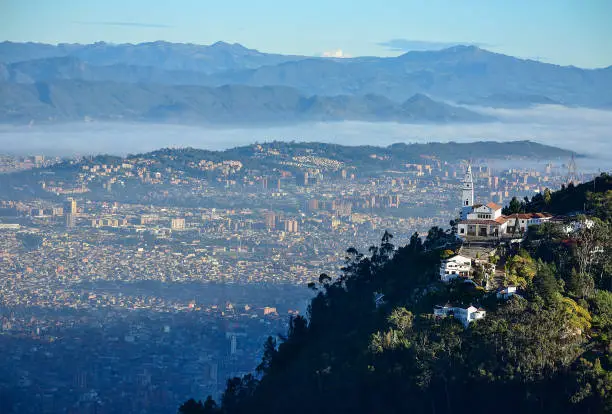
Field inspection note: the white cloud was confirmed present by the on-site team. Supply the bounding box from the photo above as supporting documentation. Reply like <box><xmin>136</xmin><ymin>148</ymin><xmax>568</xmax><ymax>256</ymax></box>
<box><xmin>321</xmin><ymin>49</ymin><xmax>350</xmax><ymax>58</ymax></box>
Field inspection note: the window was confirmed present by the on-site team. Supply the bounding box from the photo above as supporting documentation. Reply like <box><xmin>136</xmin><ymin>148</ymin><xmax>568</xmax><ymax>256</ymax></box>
<box><xmin>460</xmin><ymin>228</ymin><xmax>465</xmax><ymax>233</ymax></box>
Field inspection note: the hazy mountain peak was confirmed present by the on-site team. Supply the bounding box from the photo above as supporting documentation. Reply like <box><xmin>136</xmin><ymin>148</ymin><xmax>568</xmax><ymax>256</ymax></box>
<box><xmin>444</xmin><ymin>44</ymin><xmax>482</xmax><ymax>53</ymax></box>
<box><xmin>405</xmin><ymin>92</ymin><xmax>433</xmax><ymax>102</ymax></box>
<box><xmin>209</xmin><ymin>41</ymin><xmax>249</xmax><ymax>52</ymax></box>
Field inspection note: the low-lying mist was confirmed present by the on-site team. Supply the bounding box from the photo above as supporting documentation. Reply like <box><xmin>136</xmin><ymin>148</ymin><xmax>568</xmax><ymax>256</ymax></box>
<box><xmin>1</xmin><ymin>104</ymin><xmax>611</xmax><ymax>171</ymax></box>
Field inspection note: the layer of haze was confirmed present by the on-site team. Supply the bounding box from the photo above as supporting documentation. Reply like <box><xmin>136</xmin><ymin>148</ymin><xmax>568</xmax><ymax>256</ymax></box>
<box><xmin>1</xmin><ymin>105</ymin><xmax>611</xmax><ymax>172</ymax></box>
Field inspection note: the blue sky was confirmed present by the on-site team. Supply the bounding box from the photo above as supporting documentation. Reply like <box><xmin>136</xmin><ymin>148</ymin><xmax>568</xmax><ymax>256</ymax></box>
<box><xmin>1</xmin><ymin>0</ymin><xmax>611</xmax><ymax>67</ymax></box>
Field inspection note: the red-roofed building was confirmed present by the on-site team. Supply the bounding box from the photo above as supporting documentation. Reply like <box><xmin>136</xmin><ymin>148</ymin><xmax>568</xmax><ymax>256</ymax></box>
<box><xmin>455</xmin><ymin>164</ymin><xmax>553</xmax><ymax>239</ymax></box>
<box><xmin>505</xmin><ymin>212</ymin><xmax>553</xmax><ymax>233</ymax></box>
<box><xmin>458</xmin><ymin>202</ymin><xmax>507</xmax><ymax>237</ymax></box>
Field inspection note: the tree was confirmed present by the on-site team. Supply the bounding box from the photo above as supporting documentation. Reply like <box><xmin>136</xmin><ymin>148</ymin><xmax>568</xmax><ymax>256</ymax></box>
<box><xmin>202</xmin><ymin>396</ymin><xmax>218</xmax><ymax>413</ymax></box>
<box><xmin>505</xmin><ymin>249</ymin><xmax>537</xmax><ymax>288</ymax></box>
<box><xmin>569</xmin><ymin>358</ymin><xmax>612</xmax><ymax>412</ymax></box>
<box><xmin>587</xmin><ymin>190</ymin><xmax>612</xmax><ymax>222</ymax></box>
<box><xmin>568</xmin><ymin>268</ymin><xmax>595</xmax><ymax>299</ymax></box>
<box><xmin>180</xmin><ymin>225</ymin><xmax>610</xmax><ymax>414</ymax></box>
<box><xmin>220</xmin><ymin>374</ymin><xmax>258</xmax><ymax>413</ymax></box>
<box><xmin>318</xmin><ymin>273</ymin><xmax>332</xmax><ymax>285</ymax></box>
<box><xmin>544</xmin><ymin>188</ymin><xmax>552</xmax><ymax>205</ymax></box>
<box><xmin>256</xmin><ymin>336</ymin><xmax>277</xmax><ymax>375</ymax></box>
<box><xmin>533</xmin><ymin>261</ymin><xmax>560</xmax><ymax>304</ymax></box>
<box><xmin>179</xmin><ymin>399</ymin><xmax>205</xmax><ymax>414</ymax></box>
<box><xmin>503</xmin><ymin>196</ymin><xmax>525</xmax><ymax>215</ymax></box>
<box><xmin>407</xmin><ymin>232</ymin><xmax>424</xmax><ymax>253</ymax></box>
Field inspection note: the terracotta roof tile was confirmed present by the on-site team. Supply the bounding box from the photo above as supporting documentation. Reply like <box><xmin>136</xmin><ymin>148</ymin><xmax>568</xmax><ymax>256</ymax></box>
<box><xmin>459</xmin><ymin>219</ymin><xmax>505</xmax><ymax>225</ymax></box>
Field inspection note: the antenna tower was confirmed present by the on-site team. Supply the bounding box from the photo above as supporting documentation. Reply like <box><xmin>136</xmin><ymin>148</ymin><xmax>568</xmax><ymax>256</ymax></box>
<box><xmin>566</xmin><ymin>153</ymin><xmax>579</xmax><ymax>184</ymax></box>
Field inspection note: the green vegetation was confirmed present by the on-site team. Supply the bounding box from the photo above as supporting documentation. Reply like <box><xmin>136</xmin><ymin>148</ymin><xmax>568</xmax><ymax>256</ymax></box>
<box><xmin>503</xmin><ymin>173</ymin><xmax>612</xmax><ymax>218</ymax></box>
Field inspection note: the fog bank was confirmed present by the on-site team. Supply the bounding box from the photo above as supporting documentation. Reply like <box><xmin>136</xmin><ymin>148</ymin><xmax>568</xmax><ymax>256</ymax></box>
<box><xmin>1</xmin><ymin>105</ymin><xmax>610</xmax><ymax>171</ymax></box>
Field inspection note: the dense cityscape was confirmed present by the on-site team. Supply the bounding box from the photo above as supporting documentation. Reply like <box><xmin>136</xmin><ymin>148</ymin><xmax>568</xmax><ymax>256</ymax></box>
<box><xmin>0</xmin><ymin>141</ymin><xmax>594</xmax><ymax>413</ymax></box>
<box><xmin>1</xmin><ymin>1</ymin><xmax>611</xmax><ymax>412</ymax></box>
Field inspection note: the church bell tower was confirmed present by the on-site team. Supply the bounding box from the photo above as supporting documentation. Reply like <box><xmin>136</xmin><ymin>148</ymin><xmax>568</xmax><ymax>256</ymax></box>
<box><xmin>460</xmin><ymin>164</ymin><xmax>474</xmax><ymax>219</ymax></box>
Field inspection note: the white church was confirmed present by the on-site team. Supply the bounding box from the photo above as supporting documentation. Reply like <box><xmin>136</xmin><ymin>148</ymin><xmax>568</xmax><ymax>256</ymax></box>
<box><xmin>457</xmin><ymin>164</ymin><xmax>553</xmax><ymax>238</ymax></box>
<box><xmin>457</xmin><ymin>165</ymin><xmax>508</xmax><ymax>238</ymax></box>
<box><xmin>456</xmin><ymin>164</ymin><xmax>552</xmax><ymax>239</ymax></box>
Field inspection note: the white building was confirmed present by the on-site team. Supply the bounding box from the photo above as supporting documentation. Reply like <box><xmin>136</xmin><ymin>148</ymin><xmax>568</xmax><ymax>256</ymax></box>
<box><xmin>434</xmin><ymin>304</ymin><xmax>486</xmax><ymax>327</ymax></box>
<box><xmin>496</xmin><ymin>286</ymin><xmax>518</xmax><ymax>299</ymax></box>
<box><xmin>457</xmin><ymin>202</ymin><xmax>508</xmax><ymax>238</ymax></box>
<box><xmin>506</xmin><ymin>213</ymin><xmax>553</xmax><ymax>234</ymax></box>
<box><xmin>455</xmin><ymin>165</ymin><xmax>554</xmax><ymax>239</ymax></box>
<box><xmin>439</xmin><ymin>255</ymin><xmax>472</xmax><ymax>282</ymax></box>
<box><xmin>564</xmin><ymin>218</ymin><xmax>595</xmax><ymax>234</ymax></box>
<box><xmin>171</xmin><ymin>218</ymin><xmax>186</xmax><ymax>230</ymax></box>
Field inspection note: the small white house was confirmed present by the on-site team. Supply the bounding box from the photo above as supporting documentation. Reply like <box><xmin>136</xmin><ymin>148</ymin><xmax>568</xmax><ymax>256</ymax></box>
<box><xmin>496</xmin><ymin>286</ymin><xmax>518</xmax><ymax>300</ymax></box>
<box><xmin>564</xmin><ymin>218</ymin><xmax>595</xmax><ymax>234</ymax></box>
<box><xmin>434</xmin><ymin>304</ymin><xmax>486</xmax><ymax>327</ymax></box>
<box><xmin>440</xmin><ymin>255</ymin><xmax>472</xmax><ymax>282</ymax></box>
<box><xmin>506</xmin><ymin>213</ymin><xmax>553</xmax><ymax>233</ymax></box>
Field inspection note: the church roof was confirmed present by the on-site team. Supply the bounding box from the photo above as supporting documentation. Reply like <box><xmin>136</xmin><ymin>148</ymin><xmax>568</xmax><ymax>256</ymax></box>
<box><xmin>459</xmin><ymin>217</ymin><xmax>507</xmax><ymax>225</ymax></box>
<box><xmin>507</xmin><ymin>212</ymin><xmax>553</xmax><ymax>220</ymax></box>
<box><xmin>486</xmin><ymin>202</ymin><xmax>502</xmax><ymax>210</ymax></box>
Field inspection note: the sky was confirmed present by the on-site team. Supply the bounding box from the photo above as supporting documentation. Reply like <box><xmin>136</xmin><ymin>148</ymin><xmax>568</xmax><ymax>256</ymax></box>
<box><xmin>1</xmin><ymin>0</ymin><xmax>611</xmax><ymax>68</ymax></box>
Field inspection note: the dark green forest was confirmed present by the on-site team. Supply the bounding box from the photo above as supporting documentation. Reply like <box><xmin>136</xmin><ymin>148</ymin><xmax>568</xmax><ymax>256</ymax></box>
<box><xmin>180</xmin><ymin>174</ymin><xmax>612</xmax><ymax>414</ymax></box>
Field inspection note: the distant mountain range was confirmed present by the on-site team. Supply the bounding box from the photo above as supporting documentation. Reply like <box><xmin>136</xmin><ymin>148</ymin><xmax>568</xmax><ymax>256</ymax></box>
<box><xmin>1</xmin><ymin>41</ymin><xmax>611</xmax><ymax>124</ymax></box>
<box><xmin>0</xmin><ymin>81</ymin><xmax>491</xmax><ymax>124</ymax></box>
<box><xmin>0</xmin><ymin>41</ymin><xmax>305</xmax><ymax>74</ymax></box>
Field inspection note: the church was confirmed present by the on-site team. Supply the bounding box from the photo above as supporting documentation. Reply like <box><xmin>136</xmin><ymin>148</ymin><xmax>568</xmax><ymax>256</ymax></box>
<box><xmin>456</xmin><ymin>164</ymin><xmax>509</xmax><ymax>238</ymax></box>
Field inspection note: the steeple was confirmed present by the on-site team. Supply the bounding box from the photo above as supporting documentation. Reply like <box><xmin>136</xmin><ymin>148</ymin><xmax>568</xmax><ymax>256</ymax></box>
<box><xmin>461</xmin><ymin>164</ymin><xmax>474</xmax><ymax>208</ymax></box>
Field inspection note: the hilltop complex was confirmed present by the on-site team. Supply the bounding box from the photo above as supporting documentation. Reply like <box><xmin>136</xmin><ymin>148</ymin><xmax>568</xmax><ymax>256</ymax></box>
<box><xmin>458</xmin><ymin>164</ymin><xmax>553</xmax><ymax>239</ymax></box>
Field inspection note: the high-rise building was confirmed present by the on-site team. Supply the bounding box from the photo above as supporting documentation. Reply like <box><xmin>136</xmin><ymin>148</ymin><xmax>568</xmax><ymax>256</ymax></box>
<box><xmin>284</xmin><ymin>219</ymin><xmax>299</xmax><ymax>233</ymax></box>
<box><xmin>65</xmin><ymin>213</ymin><xmax>76</xmax><ymax>228</ymax></box>
<box><xmin>171</xmin><ymin>218</ymin><xmax>185</xmax><ymax>230</ymax></box>
<box><xmin>230</xmin><ymin>334</ymin><xmax>237</xmax><ymax>355</ymax></box>
<box><xmin>265</xmin><ymin>212</ymin><xmax>276</xmax><ymax>230</ymax></box>
<box><xmin>297</xmin><ymin>171</ymin><xmax>309</xmax><ymax>186</ymax></box>
<box><xmin>389</xmin><ymin>194</ymin><xmax>400</xmax><ymax>208</ymax></box>
<box><xmin>307</xmin><ymin>199</ymin><xmax>319</xmax><ymax>211</ymax></box>
<box><xmin>64</xmin><ymin>198</ymin><xmax>77</xmax><ymax>215</ymax></box>
<box><xmin>63</xmin><ymin>198</ymin><xmax>77</xmax><ymax>228</ymax></box>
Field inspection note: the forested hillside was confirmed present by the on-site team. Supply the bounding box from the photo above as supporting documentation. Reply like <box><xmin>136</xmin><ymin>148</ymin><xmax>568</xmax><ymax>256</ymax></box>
<box><xmin>504</xmin><ymin>173</ymin><xmax>612</xmax><ymax>220</ymax></box>
<box><xmin>180</xmin><ymin>176</ymin><xmax>612</xmax><ymax>414</ymax></box>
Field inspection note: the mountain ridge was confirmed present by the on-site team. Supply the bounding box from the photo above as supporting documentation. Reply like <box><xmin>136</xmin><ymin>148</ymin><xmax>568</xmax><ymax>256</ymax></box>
<box><xmin>1</xmin><ymin>41</ymin><xmax>611</xmax><ymax>108</ymax></box>
<box><xmin>0</xmin><ymin>81</ymin><xmax>492</xmax><ymax>125</ymax></box>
